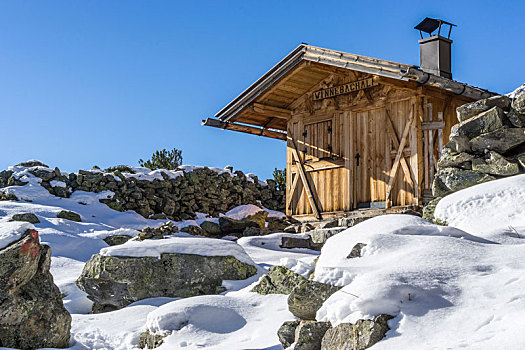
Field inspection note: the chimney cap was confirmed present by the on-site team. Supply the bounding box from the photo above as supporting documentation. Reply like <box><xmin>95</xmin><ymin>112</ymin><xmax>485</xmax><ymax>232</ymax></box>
<box><xmin>414</xmin><ymin>17</ymin><xmax>456</xmax><ymax>38</ymax></box>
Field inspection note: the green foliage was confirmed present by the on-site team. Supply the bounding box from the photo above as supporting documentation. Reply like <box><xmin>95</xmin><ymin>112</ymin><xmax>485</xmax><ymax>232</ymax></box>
<box><xmin>105</xmin><ymin>165</ymin><xmax>135</xmax><ymax>174</ymax></box>
<box><xmin>139</xmin><ymin>148</ymin><xmax>183</xmax><ymax>170</ymax></box>
<box><xmin>273</xmin><ymin>168</ymin><xmax>286</xmax><ymax>191</ymax></box>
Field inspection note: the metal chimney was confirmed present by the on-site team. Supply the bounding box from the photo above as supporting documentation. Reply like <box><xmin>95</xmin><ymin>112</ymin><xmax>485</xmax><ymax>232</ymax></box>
<box><xmin>414</xmin><ymin>17</ymin><xmax>456</xmax><ymax>79</ymax></box>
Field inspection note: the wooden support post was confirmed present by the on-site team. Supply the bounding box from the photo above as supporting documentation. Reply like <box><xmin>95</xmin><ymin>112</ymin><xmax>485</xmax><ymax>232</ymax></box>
<box><xmin>385</xmin><ymin>107</ymin><xmax>415</xmax><ymax>208</ymax></box>
<box><xmin>286</xmin><ymin>173</ymin><xmax>299</xmax><ymax>211</ymax></box>
<box><xmin>287</xmin><ymin>128</ymin><xmax>322</xmax><ymax>220</ymax></box>
<box><xmin>385</xmin><ymin>109</ymin><xmax>415</xmax><ymax>186</ymax></box>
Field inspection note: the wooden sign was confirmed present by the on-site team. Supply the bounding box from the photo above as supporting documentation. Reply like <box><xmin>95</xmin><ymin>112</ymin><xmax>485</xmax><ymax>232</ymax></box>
<box><xmin>312</xmin><ymin>77</ymin><xmax>378</xmax><ymax>101</ymax></box>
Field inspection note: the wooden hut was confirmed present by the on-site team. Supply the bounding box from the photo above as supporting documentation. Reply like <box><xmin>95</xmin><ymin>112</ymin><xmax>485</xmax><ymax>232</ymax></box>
<box><xmin>203</xmin><ymin>25</ymin><xmax>496</xmax><ymax>220</ymax></box>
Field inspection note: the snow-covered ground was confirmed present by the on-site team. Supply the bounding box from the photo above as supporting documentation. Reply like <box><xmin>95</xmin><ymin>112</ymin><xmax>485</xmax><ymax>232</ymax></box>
<box><xmin>1</xmin><ymin>164</ymin><xmax>525</xmax><ymax>349</ymax></box>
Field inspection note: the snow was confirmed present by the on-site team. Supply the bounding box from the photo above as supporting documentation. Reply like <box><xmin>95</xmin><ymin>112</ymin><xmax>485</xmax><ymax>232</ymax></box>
<box><xmin>0</xmin><ymin>221</ymin><xmax>34</xmax><ymax>249</ymax></box>
<box><xmin>507</xmin><ymin>83</ymin><xmax>525</xmax><ymax>98</ymax></box>
<box><xmin>4</xmin><ymin>162</ymin><xmax>525</xmax><ymax>349</ymax></box>
<box><xmin>50</xmin><ymin>180</ymin><xmax>67</xmax><ymax>188</ymax></box>
<box><xmin>223</xmin><ymin>204</ymin><xmax>286</xmax><ymax>220</ymax></box>
<box><xmin>144</xmin><ymin>292</ymin><xmax>293</xmax><ymax>350</ymax></box>
<box><xmin>100</xmin><ymin>236</ymin><xmax>256</xmax><ymax>266</ymax></box>
<box><xmin>434</xmin><ymin>174</ymin><xmax>525</xmax><ymax>242</ymax></box>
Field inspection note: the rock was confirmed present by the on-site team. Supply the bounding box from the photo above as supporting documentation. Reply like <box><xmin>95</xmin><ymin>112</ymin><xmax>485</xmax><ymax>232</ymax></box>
<box><xmin>245</xmin><ymin>210</ymin><xmax>269</xmax><ymax>228</ymax></box>
<box><xmin>267</xmin><ymin>217</ymin><xmax>289</xmax><ymax>231</ymax></box>
<box><xmin>288</xmin><ymin>280</ymin><xmax>341</xmax><ymax>320</ymax></box>
<box><xmin>422</xmin><ymin>197</ymin><xmax>443</xmax><ymax>224</ymax></box>
<box><xmin>138</xmin><ymin>330</ymin><xmax>169</xmax><ymax>349</ymax></box>
<box><xmin>16</xmin><ymin>160</ymin><xmax>49</xmax><ymax>168</ymax></box>
<box><xmin>469</xmin><ymin>128</ymin><xmax>525</xmax><ymax>154</ymax></box>
<box><xmin>103</xmin><ymin>235</ymin><xmax>133</xmax><ymax>246</ymax></box>
<box><xmin>347</xmin><ymin>243</ymin><xmax>367</xmax><ymax>258</ymax></box>
<box><xmin>0</xmin><ymin>192</ymin><xmax>18</xmax><ymax>201</ymax></box>
<box><xmin>437</xmin><ymin>152</ymin><xmax>475</xmax><ymax>170</ymax></box>
<box><xmin>512</xmin><ymin>88</ymin><xmax>525</xmax><ymax>114</ymax></box>
<box><xmin>507</xmin><ymin>109</ymin><xmax>525</xmax><ymax>128</ymax></box>
<box><xmin>11</xmin><ymin>212</ymin><xmax>40</xmax><ymax>224</ymax></box>
<box><xmin>180</xmin><ymin>225</ymin><xmax>206</xmax><ymax>236</ymax></box>
<box><xmin>295</xmin><ymin>321</ymin><xmax>332</xmax><ymax>350</ymax></box>
<box><xmin>252</xmin><ymin>265</ymin><xmax>308</xmax><ymax>295</ymax></box>
<box><xmin>432</xmin><ymin>167</ymin><xmax>495</xmax><ymax>197</ymax></box>
<box><xmin>471</xmin><ymin>151</ymin><xmax>519</xmax><ymax>176</ymax></box>
<box><xmin>317</xmin><ymin>219</ymin><xmax>341</xmax><ymax>229</ymax></box>
<box><xmin>77</xmin><ymin>253</ymin><xmax>257</xmax><ymax>311</ymax></box>
<box><xmin>320</xmin><ymin>314</ymin><xmax>394</xmax><ymax>350</ymax></box>
<box><xmin>137</xmin><ymin>222</ymin><xmax>179</xmax><ymax>241</ymax></box>
<box><xmin>307</xmin><ymin>227</ymin><xmax>347</xmax><ymax>245</ymax></box>
<box><xmin>444</xmin><ymin>135</ymin><xmax>471</xmax><ymax>153</ymax></box>
<box><xmin>200</xmin><ymin>220</ymin><xmax>221</xmax><ymax>236</ymax></box>
<box><xmin>57</xmin><ymin>210</ymin><xmax>82</xmax><ymax>222</ymax></box>
<box><xmin>278</xmin><ymin>320</ymin><xmax>301</xmax><ymax>348</ymax></box>
<box><xmin>281</xmin><ymin>236</ymin><xmax>322</xmax><ymax>251</ymax></box>
<box><xmin>0</xmin><ymin>229</ymin><xmax>71</xmax><ymax>349</ymax></box>
<box><xmin>456</xmin><ymin>95</ymin><xmax>511</xmax><ymax>122</ymax></box>
<box><xmin>450</xmin><ymin>106</ymin><xmax>506</xmax><ymax>139</ymax></box>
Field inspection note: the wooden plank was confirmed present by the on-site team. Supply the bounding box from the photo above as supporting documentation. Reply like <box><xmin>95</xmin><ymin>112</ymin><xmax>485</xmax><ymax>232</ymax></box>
<box><xmin>385</xmin><ymin>110</ymin><xmax>415</xmax><ymax>186</ymax></box>
<box><xmin>286</xmin><ymin>173</ymin><xmax>299</xmax><ymax>211</ymax></box>
<box><xmin>385</xmin><ymin>106</ymin><xmax>415</xmax><ymax>207</ymax></box>
<box><xmin>437</xmin><ymin>111</ymin><xmax>444</xmax><ymax>158</ymax></box>
<box><xmin>421</xmin><ymin>121</ymin><xmax>445</xmax><ymax>130</ymax></box>
<box><xmin>287</xmin><ymin>128</ymin><xmax>322</xmax><ymax>219</ymax></box>
<box><xmin>428</xmin><ymin>104</ymin><xmax>434</xmax><ymax>184</ymax></box>
<box><xmin>201</xmin><ymin>118</ymin><xmax>286</xmax><ymax>141</ymax></box>
<box><xmin>252</xmin><ymin>103</ymin><xmax>291</xmax><ymax>120</ymax></box>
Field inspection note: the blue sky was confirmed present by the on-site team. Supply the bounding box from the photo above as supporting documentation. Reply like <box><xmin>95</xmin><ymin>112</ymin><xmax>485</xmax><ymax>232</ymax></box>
<box><xmin>1</xmin><ymin>0</ymin><xmax>524</xmax><ymax>179</ymax></box>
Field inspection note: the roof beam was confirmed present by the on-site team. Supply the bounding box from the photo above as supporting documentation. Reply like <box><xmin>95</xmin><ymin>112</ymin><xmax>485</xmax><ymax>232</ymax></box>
<box><xmin>201</xmin><ymin>118</ymin><xmax>286</xmax><ymax>141</ymax></box>
<box><xmin>251</xmin><ymin>103</ymin><xmax>291</xmax><ymax>120</ymax></box>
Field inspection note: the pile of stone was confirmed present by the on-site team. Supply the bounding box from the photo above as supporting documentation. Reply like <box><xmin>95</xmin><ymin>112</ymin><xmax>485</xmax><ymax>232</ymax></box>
<box><xmin>433</xmin><ymin>90</ymin><xmax>525</xmax><ymax>198</ymax></box>
<box><xmin>0</xmin><ymin>229</ymin><xmax>71</xmax><ymax>349</ymax></box>
<box><xmin>0</xmin><ymin>162</ymin><xmax>285</xmax><ymax>221</ymax></box>
<box><xmin>252</xmin><ymin>266</ymin><xmax>392</xmax><ymax>350</ymax></box>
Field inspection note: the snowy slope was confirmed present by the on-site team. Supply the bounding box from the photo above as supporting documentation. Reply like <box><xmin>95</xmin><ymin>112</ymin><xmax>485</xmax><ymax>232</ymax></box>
<box><xmin>2</xmin><ymin>166</ymin><xmax>525</xmax><ymax>349</ymax></box>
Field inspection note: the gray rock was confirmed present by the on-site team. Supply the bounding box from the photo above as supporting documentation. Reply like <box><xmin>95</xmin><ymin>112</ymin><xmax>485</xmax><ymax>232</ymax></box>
<box><xmin>180</xmin><ymin>225</ymin><xmax>207</xmax><ymax>236</ymax></box>
<box><xmin>0</xmin><ymin>229</ymin><xmax>71</xmax><ymax>349</ymax></box>
<box><xmin>512</xmin><ymin>88</ymin><xmax>525</xmax><ymax>114</ymax></box>
<box><xmin>422</xmin><ymin>197</ymin><xmax>444</xmax><ymax>224</ymax></box>
<box><xmin>288</xmin><ymin>280</ymin><xmax>341</xmax><ymax>320</ymax></box>
<box><xmin>451</xmin><ymin>106</ymin><xmax>506</xmax><ymax>139</ymax></box>
<box><xmin>471</xmin><ymin>151</ymin><xmax>519</xmax><ymax>176</ymax></box>
<box><xmin>432</xmin><ymin>168</ymin><xmax>495</xmax><ymax>197</ymax></box>
<box><xmin>456</xmin><ymin>95</ymin><xmax>511</xmax><ymax>122</ymax></box>
<box><xmin>320</xmin><ymin>314</ymin><xmax>394</xmax><ymax>350</ymax></box>
<box><xmin>347</xmin><ymin>243</ymin><xmax>367</xmax><ymax>258</ymax></box>
<box><xmin>444</xmin><ymin>135</ymin><xmax>471</xmax><ymax>153</ymax></box>
<box><xmin>57</xmin><ymin>210</ymin><xmax>82</xmax><ymax>222</ymax></box>
<box><xmin>138</xmin><ymin>330</ymin><xmax>169</xmax><ymax>349</ymax></box>
<box><xmin>16</xmin><ymin>160</ymin><xmax>49</xmax><ymax>168</ymax></box>
<box><xmin>77</xmin><ymin>253</ymin><xmax>257</xmax><ymax>311</ymax></box>
<box><xmin>437</xmin><ymin>152</ymin><xmax>475</xmax><ymax>170</ymax></box>
<box><xmin>469</xmin><ymin>128</ymin><xmax>525</xmax><ymax>154</ymax></box>
<box><xmin>507</xmin><ymin>109</ymin><xmax>525</xmax><ymax>128</ymax></box>
<box><xmin>308</xmin><ymin>227</ymin><xmax>347</xmax><ymax>245</ymax></box>
<box><xmin>11</xmin><ymin>212</ymin><xmax>40</xmax><ymax>224</ymax></box>
<box><xmin>278</xmin><ymin>320</ymin><xmax>301</xmax><ymax>348</ymax></box>
<box><xmin>281</xmin><ymin>236</ymin><xmax>322</xmax><ymax>251</ymax></box>
<box><xmin>219</xmin><ymin>210</ymin><xmax>268</xmax><ymax>235</ymax></box>
<box><xmin>295</xmin><ymin>321</ymin><xmax>332</xmax><ymax>350</ymax></box>
<box><xmin>103</xmin><ymin>235</ymin><xmax>133</xmax><ymax>246</ymax></box>
<box><xmin>200</xmin><ymin>221</ymin><xmax>221</xmax><ymax>236</ymax></box>
<box><xmin>252</xmin><ymin>265</ymin><xmax>308</xmax><ymax>295</ymax></box>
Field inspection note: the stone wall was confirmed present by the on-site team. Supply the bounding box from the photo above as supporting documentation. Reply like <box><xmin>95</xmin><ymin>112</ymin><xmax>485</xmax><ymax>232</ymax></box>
<box><xmin>0</xmin><ymin>162</ymin><xmax>285</xmax><ymax>221</ymax></box>
<box><xmin>432</xmin><ymin>87</ymin><xmax>525</xmax><ymax>198</ymax></box>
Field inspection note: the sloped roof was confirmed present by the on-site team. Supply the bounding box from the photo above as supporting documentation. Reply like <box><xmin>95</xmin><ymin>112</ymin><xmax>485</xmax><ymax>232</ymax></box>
<box><xmin>214</xmin><ymin>44</ymin><xmax>496</xmax><ymax>127</ymax></box>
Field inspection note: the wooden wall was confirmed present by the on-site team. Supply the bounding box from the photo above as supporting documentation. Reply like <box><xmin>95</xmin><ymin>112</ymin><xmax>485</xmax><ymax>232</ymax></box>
<box><xmin>285</xmin><ymin>72</ymin><xmax>473</xmax><ymax>218</ymax></box>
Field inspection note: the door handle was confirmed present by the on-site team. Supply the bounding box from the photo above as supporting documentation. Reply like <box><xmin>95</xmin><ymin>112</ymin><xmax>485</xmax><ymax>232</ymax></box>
<box><xmin>355</xmin><ymin>153</ymin><xmax>360</xmax><ymax>167</ymax></box>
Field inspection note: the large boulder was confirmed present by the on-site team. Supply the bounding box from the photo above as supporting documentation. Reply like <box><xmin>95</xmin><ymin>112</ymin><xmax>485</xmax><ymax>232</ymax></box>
<box><xmin>432</xmin><ymin>167</ymin><xmax>495</xmax><ymax>197</ymax></box>
<box><xmin>469</xmin><ymin>128</ymin><xmax>525</xmax><ymax>154</ymax></box>
<box><xmin>278</xmin><ymin>320</ymin><xmax>301</xmax><ymax>348</ymax></box>
<box><xmin>288</xmin><ymin>280</ymin><xmax>341</xmax><ymax>321</ymax></box>
<box><xmin>436</xmin><ymin>152</ymin><xmax>475</xmax><ymax>170</ymax></box>
<box><xmin>77</xmin><ymin>238</ymin><xmax>257</xmax><ymax>312</ymax></box>
<box><xmin>512</xmin><ymin>88</ymin><xmax>525</xmax><ymax>114</ymax></box>
<box><xmin>218</xmin><ymin>210</ymin><xmax>268</xmax><ymax>236</ymax></box>
<box><xmin>0</xmin><ymin>229</ymin><xmax>71</xmax><ymax>349</ymax></box>
<box><xmin>11</xmin><ymin>212</ymin><xmax>40</xmax><ymax>224</ymax></box>
<box><xmin>450</xmin><ymin>106</ymin><xmax>506</xmax><ymax>139</ymax></box>
<box><xmin>252</xmin><ymin>265</ymin><xmax>308</xmax><ymax>295</ymax></box>
<box><xmin>57</xmin><ymin>210</ymin><xmax>82</xmax><ymax>222</ymax></box>
<box><xmin>295</xmin><ymin>321</ymin><xmax>332</xmax><ymax>350</ymax></box>
<box><xmin>471</xmin><ymin>151</ymin><xmax>519</xmax><ymax>176</ymax></box>
<box><xmin>320</xmin><ymin>314</ymin><xmax>394</xmax><ymax>350</ymax></box>
<box><xmin>456</xmin><ymin>95</ymin><xmax>511</xmax><ymax>122</ymax></box>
